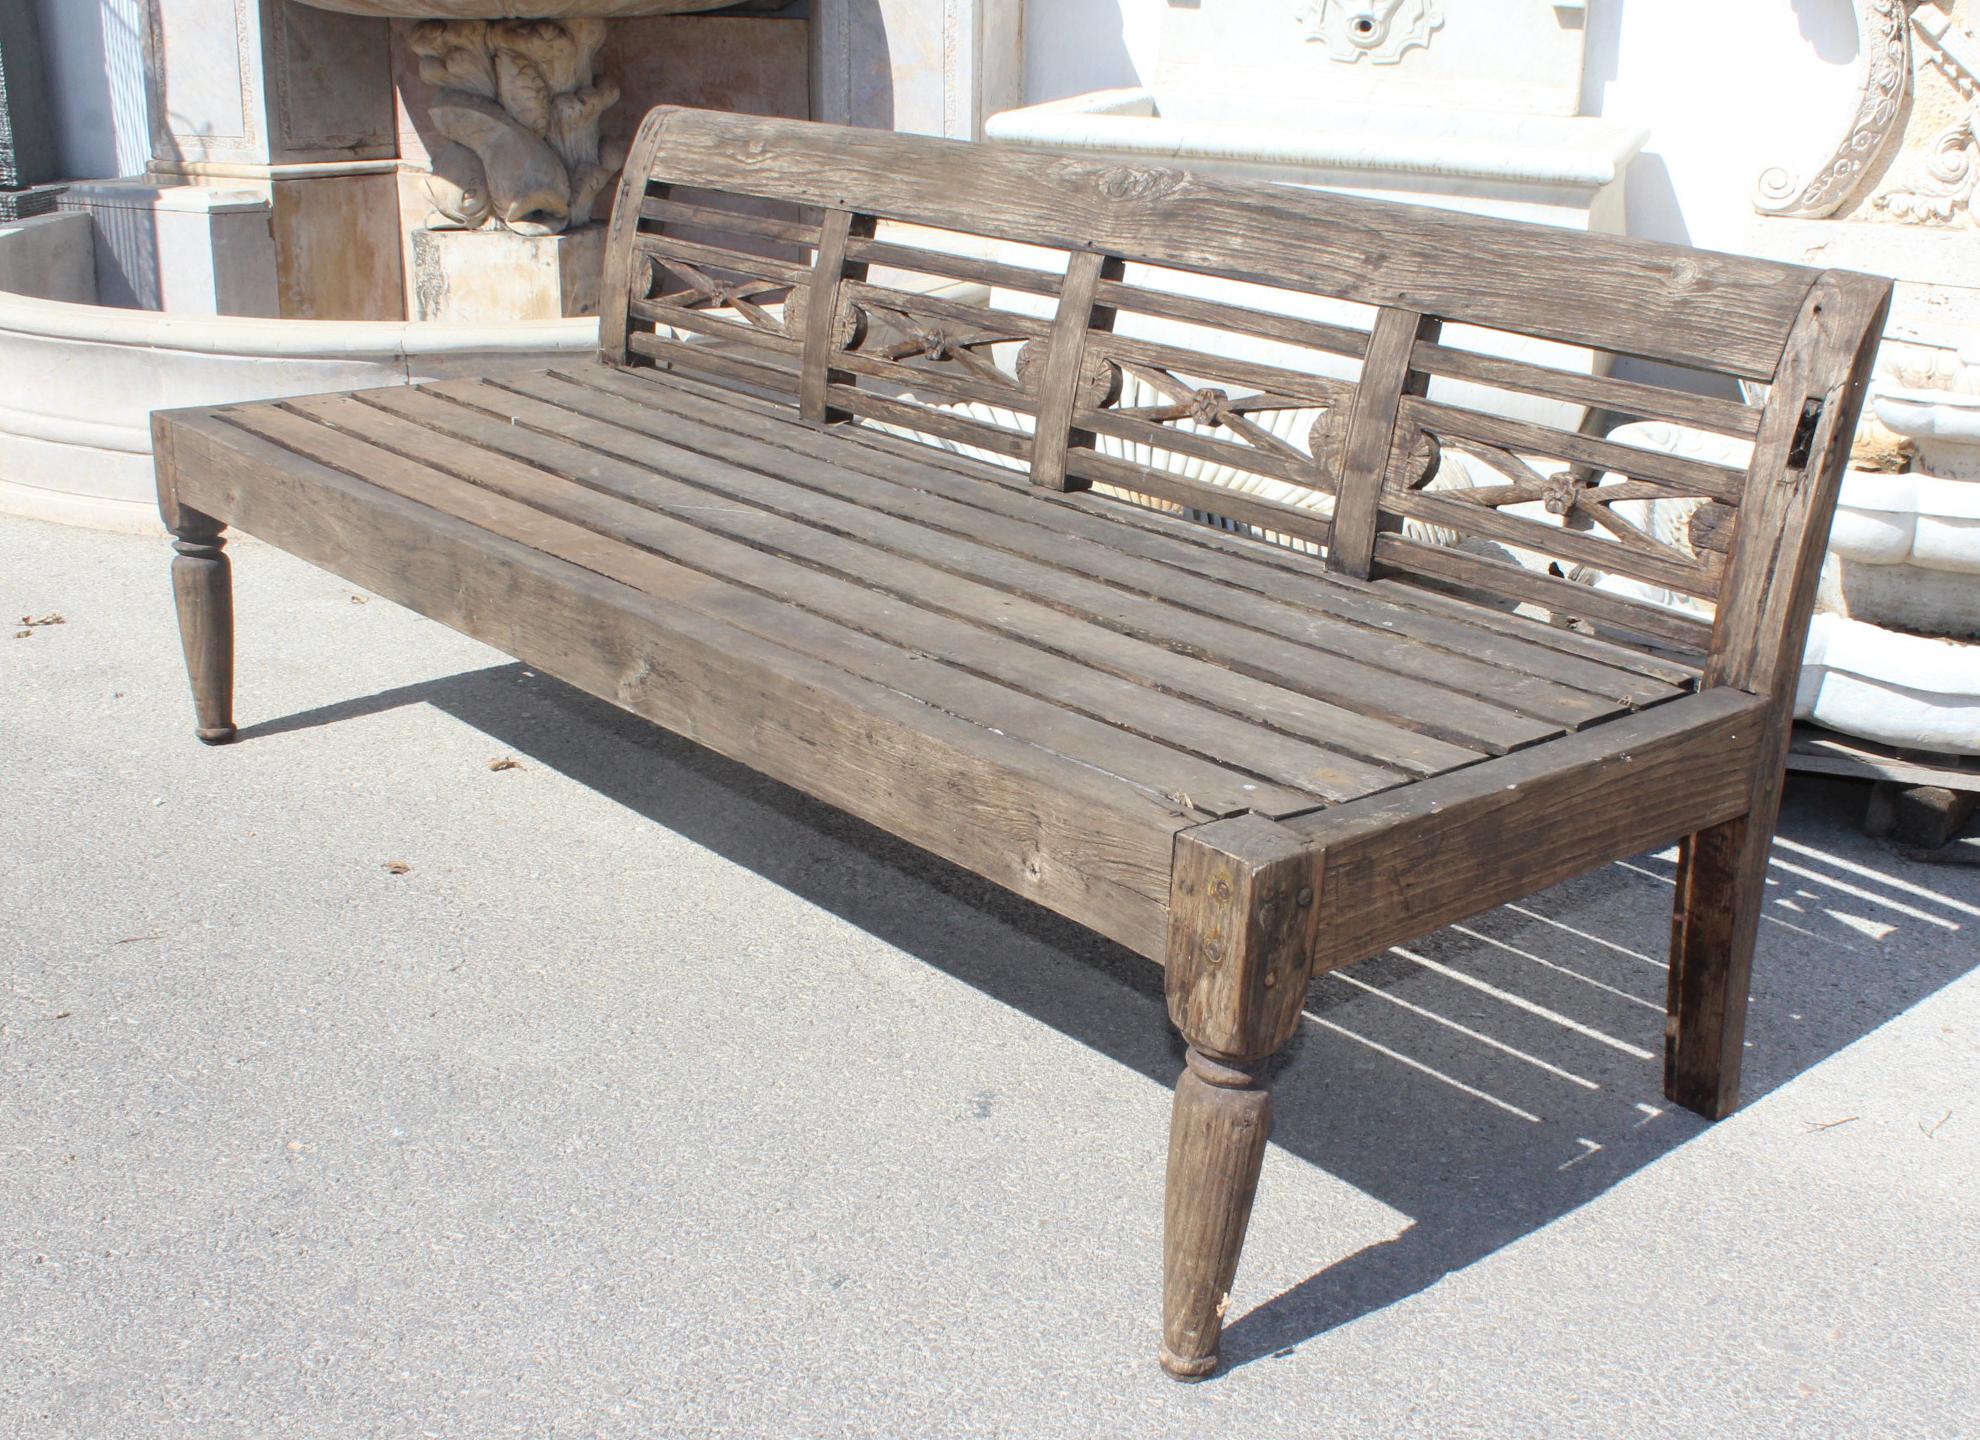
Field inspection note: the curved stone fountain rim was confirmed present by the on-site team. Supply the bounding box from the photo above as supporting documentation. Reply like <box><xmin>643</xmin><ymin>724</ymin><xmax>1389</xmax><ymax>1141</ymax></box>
<box><xmin>0</xmin><ymin>251</ymin><xmax>595</xmax><ymax>534</ymax></box>
<box><xmin>0</xmin><ymin>287</ymin><xmax>593</xmax><ymax>358</ymax></box>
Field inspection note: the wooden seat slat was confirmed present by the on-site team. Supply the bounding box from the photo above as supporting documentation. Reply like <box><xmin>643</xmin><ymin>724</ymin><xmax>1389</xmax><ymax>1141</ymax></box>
<box><xmin>492</xmin><ymin>371</ymin><xmax>1650</xmax><ymax>729</ymax></box>
<box><xmin>335</xmin><ymin>384</ymin><xmax>1484</xmax><ymax>781</ymax></box>
<box><xmin>573</xmin><ymin>366</ymin><xmax>1697</xmax><ymax>700</ymax></box>
<box><xmin>245</xmin><ymin>399</ymin><xmax>1364</xmax><ymax>819</ymax></box>
<box><xmin>165</xmin><ymin>411</ymin><xmax>1186</xmax><ymax>957</ymax></box>
<box><xmin>399</xmin><ymin>381</ymin><xmax>1567</xmax><ymax>753</ymax></box>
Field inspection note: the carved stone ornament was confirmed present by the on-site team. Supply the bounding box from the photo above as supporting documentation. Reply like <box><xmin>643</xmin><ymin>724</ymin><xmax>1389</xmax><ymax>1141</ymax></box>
<box><xmin>1294</xmin><ymin>0</ymin><xmax>1443</xmax><ymax>66</ymax></box>
<box><xmin>410</xmin><ymin>17</ymin><xmax>627</xmax><ymax>235</ymax></box>
<box><xmin>1869</xmin><ymin>5</ymin><xmax>1980</xmax><ymax>224</ymax></box>
<box><xmin>1754</xmin><ymin>0</ymin><xmax>1913</xmax><ymax>217</ymax></box>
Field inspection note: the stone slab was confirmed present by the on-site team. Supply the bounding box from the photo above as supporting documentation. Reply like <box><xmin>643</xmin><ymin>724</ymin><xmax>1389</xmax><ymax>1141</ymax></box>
<box><xmin>411</xmin><ymin>222</ymin><xmax>606</xmax><ymax>323</ymax></box>
<box><xmin>147</xmin><ymin>0</ymin><xmax>395</xmax><ymax>167</ymax></box>
<box><xmin>272</xmin><ymin>170</ymin><xmax>405</xmax><ymax>322</ymax></box>
<box><xmin>57</xmin><ymin>178</ymin><xmax>280</xmax><ymax>316</ymax></box>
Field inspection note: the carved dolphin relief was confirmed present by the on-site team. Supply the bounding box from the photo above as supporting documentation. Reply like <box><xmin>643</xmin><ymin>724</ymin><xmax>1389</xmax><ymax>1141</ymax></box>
<box><xmin>422</xmin><ymin>139</ymin><xmax>494</xmax><ymax>231</ymax></box>
<box><xmin>428</xmin><ymin>91</ymin><xmax>574</xmax><ymax>236</ymax></box>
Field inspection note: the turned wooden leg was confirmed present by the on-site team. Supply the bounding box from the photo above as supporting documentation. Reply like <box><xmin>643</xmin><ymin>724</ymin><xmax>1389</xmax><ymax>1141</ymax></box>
<box><xmin>1161</xmin><ymin>1048</ymin><xmax>1271</xmax><ymax>1379</ymax></box>
<box><xmin>1159</xmin><ymin>815</ymin><xmax>1319</xmax><ymax>1379</ymax></box>
<box><xmin>169</xmin><ymin>510</ymin><xmax>236</xmax><ymax>745</ymax></box>
<box><xmin>1665</xmin><ymin>811</ymin><xmax>1770</xmax><ymax>1118</ymax></box>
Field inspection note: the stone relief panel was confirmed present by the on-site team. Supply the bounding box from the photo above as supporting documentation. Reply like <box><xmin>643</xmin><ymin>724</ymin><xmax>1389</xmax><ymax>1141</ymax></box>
<box><xmin>1871</xmin><ymin>3</ymin><xmax>1980</xmax><ymax>224</ymax></box>
<box><xmin>1755</xmin><ymin>0</ymin><xmax>1980</xmax><ymax>228</ymax></box>
<box><xmin>1294</xmin><ymin>0</ymin><xmax>1444</xmax><ymax>66</ymax></box>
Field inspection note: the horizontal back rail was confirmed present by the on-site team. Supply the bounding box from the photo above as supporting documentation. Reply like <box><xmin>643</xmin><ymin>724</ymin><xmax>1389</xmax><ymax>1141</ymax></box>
<box><xmin>617</xmin><ymin>107</ymin><xmax>1816</xmax><ymax>378</ymax></box>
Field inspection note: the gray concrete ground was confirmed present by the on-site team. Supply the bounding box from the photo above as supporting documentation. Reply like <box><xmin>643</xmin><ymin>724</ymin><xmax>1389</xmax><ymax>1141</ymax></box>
<box><xmin>3</xmin><ymin>512</ymin><xmax>1977</xmax><ymax>1439</ymax></box>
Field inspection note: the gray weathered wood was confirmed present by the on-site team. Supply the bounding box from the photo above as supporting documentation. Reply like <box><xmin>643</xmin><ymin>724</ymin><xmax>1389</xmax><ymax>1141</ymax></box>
<box><xmin>1031</xmin><ymin>250</ymin><xmax>1119</xmax><ymax>490</ymax></box>
<box><xmin>1327</xmin><ymin>308</ymin><xmax>1437</xmax><ymax>577</ymax></box>
<box><xmin>799</xmin><ymin>208</ymin><xmax>867</xmax><ymax>423</ymax></box>
<box><xmin>630</xmin><ymin>106</ymin><xmax>1817</xmax><ymax>377</ymax></box>
<box><xmin>1666</xmin><ymin>271</ymin><xmax>1891</xmax><ymax>1118</ymax></box>
<box><xmin>150</xmin><ymin>108</ymin><xmax>1894</xmax><ymax>1384</ymax></box>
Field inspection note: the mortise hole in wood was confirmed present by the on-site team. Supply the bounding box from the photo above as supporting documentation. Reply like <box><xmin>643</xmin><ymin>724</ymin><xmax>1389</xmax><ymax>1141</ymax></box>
<box><xmin>1786</xmin><ymin>397</ymin><xmax>1825</xmax><ymax>471</ymax></box>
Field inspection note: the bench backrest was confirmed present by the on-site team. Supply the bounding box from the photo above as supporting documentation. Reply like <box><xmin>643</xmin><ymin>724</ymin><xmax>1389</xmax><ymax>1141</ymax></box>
<box><xmin>599</xmin><ymin>106</ymin><xmax>1890</xmax><ymax>702</ymax></box>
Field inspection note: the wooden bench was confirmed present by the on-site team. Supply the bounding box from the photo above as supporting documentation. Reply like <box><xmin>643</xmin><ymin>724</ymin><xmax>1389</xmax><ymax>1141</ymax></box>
<box><xmin>151</xmin><ymin>106</ymin><xmax>1890</xmax><ymax>1378</ymax></box>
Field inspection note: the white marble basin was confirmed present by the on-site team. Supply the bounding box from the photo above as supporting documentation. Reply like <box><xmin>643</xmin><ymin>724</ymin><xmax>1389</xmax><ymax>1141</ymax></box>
<box><xmin>290</xmin><ymin>1</ymin><xmax>737</xmax><ymax>17</ymax></box>
<box><xmin>987</xmin><ymin>89</ymin><xmax>1646</xmax><ymax>227</ymax></box>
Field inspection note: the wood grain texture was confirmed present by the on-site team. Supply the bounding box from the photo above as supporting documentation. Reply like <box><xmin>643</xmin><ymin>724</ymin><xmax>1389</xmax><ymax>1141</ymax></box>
<box><xmin>1167</xmin><ymin>813</ymin><xmax>1322</xmax><ymax>1062</ymax></box>
<box><xmin>166</xmin><ymin>509</ymin><xmax>236</xmax><ymax>746</ymax></box>
<box><xmin>1666</xmin><ymin>269</ymin><xmax>1892</xmax><ymax>1118</ymax></box>
<box><xmin>156</xmin><ymin>410</ymin><xmax>1185</xmax><ymax>959</ymax></box>
<box><xmin>146</xmin><ymin>113</ymin><xmax>1893</xmax><ymax>1390</ymax></box>
<box><xmin>1708</xmin><ymin>273</ymin><xmax>1894</xmax><ymax>699</ymax></box>
<box><xmin>1410</xmin><ymin>341</ymin><xmax>1762</xmax><ymax>439</ymax></box>
<box><xmin>278</xmin><ymin>387</ymin><xmax>1346</xmax><ymax>818</ymax></box>
<box><xmin>799</xmin><ymin>208</ymin><xmax>867</xmax><ymax>423</ymax></box>
<box><xmin>1030</xmin><ymin>250</ymin><xmax>1119</xmax><ymax>490</ymax></box>
<box><xmin>1327</xmin><ymin>308</ymin><xmax>1436</xmax><ymax>577</ymax></box>
<box><xmin>598</xmin><ymin>108</ymin><xmax>674</xmax><ymax>365</ymax></box>
<box><xmin>1292</xmin><ymin>689</ymin><xmax>1770</xmax><ymax>972</ymax></box>
<box><xmin>1162</xmin><ymin>1049</ymin><xmax>1271</xmax><ymax>1380</ymax></box>
<box><xmin>631</xmin><ymin>106</ymin><xmax>1816</xmax><ymax>377</ymax></box>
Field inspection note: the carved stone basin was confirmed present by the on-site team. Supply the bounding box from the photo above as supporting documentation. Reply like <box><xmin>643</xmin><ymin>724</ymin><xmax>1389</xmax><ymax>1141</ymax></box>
<box><xmin>291</xmin><ymin>1</ymin><xmax>736</xmax><ymax>16</ymax></box>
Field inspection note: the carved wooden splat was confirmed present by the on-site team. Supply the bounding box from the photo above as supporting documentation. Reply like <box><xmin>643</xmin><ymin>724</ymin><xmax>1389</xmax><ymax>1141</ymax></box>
<box><xmin>1112</xmin><ymin>362</ymin><xmax>1318</xmax><ymax>468</ymax></box>
<box><xmin>1310</xmin><ymin>407</ymin><xmax>1438</xmax><ymax>488</ymax></box>
<box><xmin>856</xmin><ymin>299</ymin><xmax>1025</xmax><ymax>391</ymax></box>
<box><xmin>1016</xmin><ymin>340</ymin><xmax>1123</xmax><ymax>409</ymax></box>
<box><xmin>645</xmin><ymin>252</ymin><xmax>795</xmax><ymax>336</ymax></box>
<box><xmin>1417</xmin><ymin>432</ymin><xmax>1711</xmax><ymax>580</ymax></box>
<box><xmin>783</xmin><ymin>285</ymin><xmax>867</xmax><ymax>349</ymax></box>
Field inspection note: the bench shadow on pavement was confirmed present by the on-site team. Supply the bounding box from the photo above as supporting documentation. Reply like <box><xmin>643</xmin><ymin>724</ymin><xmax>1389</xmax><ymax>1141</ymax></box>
<box><xmin>240</xmin><ymin>661</ymin><xmax>1980</xmax><ymax>1376</ymax></box>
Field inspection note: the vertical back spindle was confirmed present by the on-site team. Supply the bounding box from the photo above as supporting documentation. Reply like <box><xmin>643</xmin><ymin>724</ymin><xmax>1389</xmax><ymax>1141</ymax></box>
<box><xmin>1030</xmin><ymin>251</ymin><xmax>1124</xmax><ymax>490</ymax></box>
<box><xmin>800</xmin><ymin>209</ymin><xmax>873</xmax><ymax>424</ymax></box>
<box><xmin>1327</xmin><ymin>307</ymin><xmax>1440</xmax><ymax>577</ymax></box>
<box><xmin>599</xmin><ymin>110</ymin><xmax>674</xmax><ymax>367</ymax></box>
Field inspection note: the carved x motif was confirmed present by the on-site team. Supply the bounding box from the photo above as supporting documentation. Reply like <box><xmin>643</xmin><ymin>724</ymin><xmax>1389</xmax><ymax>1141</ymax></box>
<box><xmin>1115</xmin><ymin>363</ymin><xmax>1315</xmax><ymax>465</ymax></box>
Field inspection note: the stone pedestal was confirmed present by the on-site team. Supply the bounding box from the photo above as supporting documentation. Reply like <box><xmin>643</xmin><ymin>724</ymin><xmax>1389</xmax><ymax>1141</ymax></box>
<box><xmin>141</xmin><ymin>0</ymin><xmax>401</xmax><ymax>320</ymax></box>
<box><xmin>57</xmin><ymin>179</ymin><xmax>279</xmax><ymax>316</ymax></box>
<box><xmin>411</xmin><ymin>223</ymin><xmax>605</xmax><ymax>323</ymax></box>
<box><xmin>391</xmin><ymin>11</ymin><xmax>809</xmax><ymax>321</ymax></box>
<box><xmin>814</xmin><ymin>0</ymin><xmax>1023</xmax><ymax>139</ymax></box>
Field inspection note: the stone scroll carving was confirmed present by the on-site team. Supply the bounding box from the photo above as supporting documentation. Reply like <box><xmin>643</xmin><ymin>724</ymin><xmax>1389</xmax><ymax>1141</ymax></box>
<box><xmin>1872</xmin><ymin>5</ymin><xmax>1980</xmax><ymax>224</ymax></box>
<box><xmin>1754</xmin><ymin>0</ymin><xmax>1913</xmax><ymax>218</ymax></box>
<box><xmin>1294</xmin><ymin>0</ymin><xmax>1443</xmax><ymax>66</ymax></box>
<box><xmin>411</xmin><ymin>18</ymin><xmax>627</xmax><ymax>235</ymax></box>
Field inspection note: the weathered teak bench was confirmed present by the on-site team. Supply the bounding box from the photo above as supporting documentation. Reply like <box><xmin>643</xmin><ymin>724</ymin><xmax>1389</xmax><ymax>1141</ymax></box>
<box><xmin>152</xmin><ymin>107</ymin><xmax>1889</xmax><ymax>1377</ymax></box>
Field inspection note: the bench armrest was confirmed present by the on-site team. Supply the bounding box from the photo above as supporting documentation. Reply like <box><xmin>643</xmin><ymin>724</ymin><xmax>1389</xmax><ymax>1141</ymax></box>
<box><xmin>1295</xmin><ymin>687</ymin><xmax>1772</xmax><ymax>970</ymax></box>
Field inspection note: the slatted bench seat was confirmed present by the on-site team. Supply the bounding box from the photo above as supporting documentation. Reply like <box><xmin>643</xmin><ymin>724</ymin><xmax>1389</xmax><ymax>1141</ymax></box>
<box><xmin>151</xmin><ymin>106</ymin><xmax>1889</xmax><ymax>1378</ymax></box>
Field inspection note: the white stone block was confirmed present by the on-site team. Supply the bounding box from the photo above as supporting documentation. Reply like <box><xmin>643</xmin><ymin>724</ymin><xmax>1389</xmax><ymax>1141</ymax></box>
<box><xmin>410</xmin><ymin>223</ymin><xmax>606</xmax><ymax>324</ymax></box>
<box><xmin>58</xmin><ymin>179</ymin><xmax>279</xmax><ymax>316</ymax></box>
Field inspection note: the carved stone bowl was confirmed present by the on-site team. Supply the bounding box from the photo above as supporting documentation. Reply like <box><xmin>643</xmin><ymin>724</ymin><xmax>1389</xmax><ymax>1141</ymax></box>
<box><xmin>290</xmin><ymin>1</ymin><xmax>740</xmax><ymax>17</ymax></box>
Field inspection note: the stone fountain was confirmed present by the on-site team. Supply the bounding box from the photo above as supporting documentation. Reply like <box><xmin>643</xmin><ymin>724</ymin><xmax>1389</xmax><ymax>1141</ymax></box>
<box><xmin>291</xmin><ymin>0</ymin><xmax>746</xmax><ymax>321</ymax></box>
